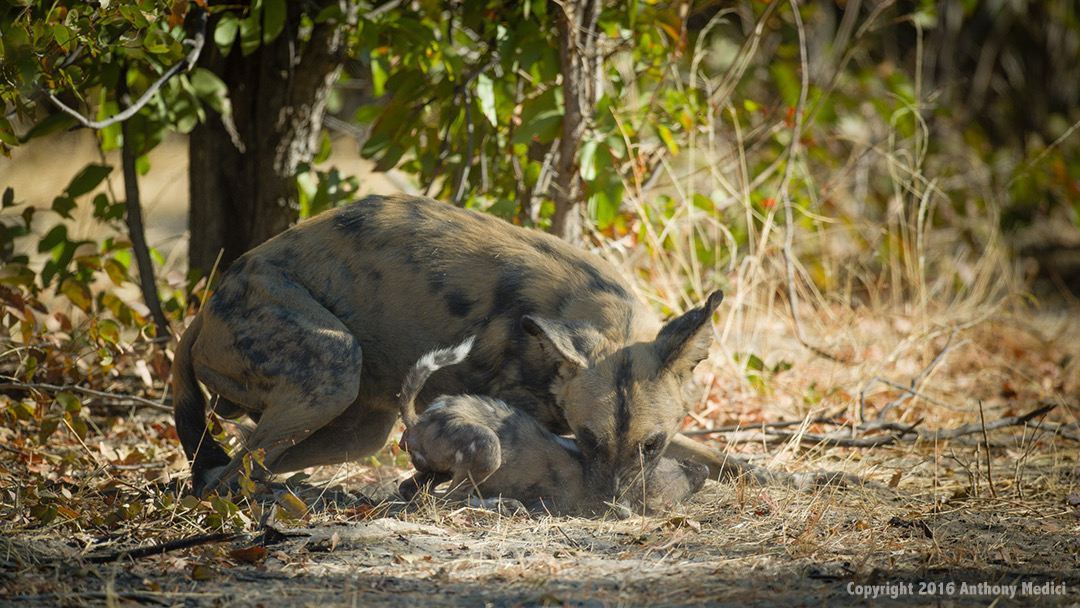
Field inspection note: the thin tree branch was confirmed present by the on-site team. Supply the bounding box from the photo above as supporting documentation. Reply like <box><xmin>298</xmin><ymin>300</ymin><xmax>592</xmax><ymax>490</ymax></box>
<box><xmin>39</xmin><ymin>5</ymin><xmax>208</xmax><ymax>130</ymax></box>
<box><xmin>695</xmin><ymin>404</ymin><xmax>1062</xmax><ymax>451</ymax></box>
<box><xmin>69</xmin><ymin>532</ymin><xmax>235</xmax><ymax>564</ymax></box>
<box><xmin>0</xmin><ymin>382</ymin><xmax>172</xmax><ymax>413</ymax></box>
<box><xmin>119</xmin><ymin>68</ymin><xmax>173</xmax><ymax>341</ymax></box>
<box><xmin>918</xmin><ymin>404</ymin><xmax>1055</xmax><ymax>442</ymax></box>
<box><xmin>680</xmin><ymin>408</ymin><xmax>846</xmax><ymax>436</ymax></box>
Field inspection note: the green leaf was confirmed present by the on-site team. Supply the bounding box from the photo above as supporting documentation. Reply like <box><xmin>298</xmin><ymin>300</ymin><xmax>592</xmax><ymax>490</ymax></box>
<box><xmin>239</xmin><ymin>13</ymin><xmax>262</xmax><ymax>56</ymax></box>
<box><xmin>475</xmin><ymin>73</ymin><xmax>497</xmax><ymax>126</ymax></box>
<box><xmin>524</xmin><ymin>160</ymin><xmax>542</xmax><ymax>187</ymax></box>
<box><xmin>61</xmin><ymin>278</ymin><xmax>92</xmax><ymax>312</ymax></box>
<box><xmin>370</xmin><ymin>58</ymin><xmax>389</xmax><ymax>97</ymax></box>
<box><xmin>66</xmin><ymin>412</ymin><xmax>88</xmax><ymax>440</ymax></box>
<box><xmin>55</xmin><ymin>392</ymin><xmax>81</xmax><ymax>413</ymax></box>
<box><xmin>18</xmin><ymin>113</ymin><xmax>77</xmax><ymax>144</ymax></box>
<box><xmin>97</xmin><ymin>319</ymin><xmax>121</xmax><ymax>345</ymax></box>
<box><xmin>52</xmin><ymin>23</ymin><xmax>75</xmax><ymax>52</ymax></box>
<box><xmin>30</xmin><ymin>502</ymin><xmax>58</xmax><ymax>525</ymax></box>
<box><xmin>512</xmin><ymin>109</ymin><xmax>562</xmax><ymax>145</ymax></box>
<box><xmin>262</xmin><ymin>0</ymin><xmax>286</xmax><ymax>44</ymax></box>
<box><xmin>734</xmin><ymin>352</ymin><xmax>766</xmax><ymax>372</ymax></box>
<box><xmin>66</xmin><ymin>165</ymin><xmax>113</xmax><ymax>198</ymax></box>
<box><xmin>314</xmin><ymin>131</ymin><xmax>333</xmax><ymax>164</ymax></box>
<box><xmin>104</xmin><ymin>258</ymin><xmax>127</xmax><ymax>286</ymax></box>
<box><xmin>189</xmin><ymin>68</ymin><xmax>229</xmax><ymax>113</ymax></box>
<box><xmin>215</xmin><ymin>12</ymin><xmax>240</xmax><ymax>56</ymax></box>
<box><xmin>143</xmin><ymin>28</ymin><xmax>174</xmax><ymax>54</ymax></box>
<box><xmin>692</xmin><ymin>193</ymin><xmax>714</xmax><ymax>213</ymax></box>
<box><xmin>0</xmin><ymin>117</ymin><xmax>17</xmax><ymax>146</ymax></box>
<box><xmin>314</xmin><ymin>4</ymin><xmax>344</xmax><ymax>23</ymax></box>
<box><xmin>52</xmin><ymin>196</ymin><xmax>76</xmax><ymax>219</ymax></box>
<box><xmin>658</xmin><ymin>124</ymin><xmax>678</xmax><ymax>156</ymax></box>
<box><xmin>588</xmin><ymin>178</ymin><xmax>624</xmax><ymax>230</ymax></box>
<box><xmin>38</xmin><ymin>225</ymin><xmax>68</xmax><ymax>253</ymax></box>
<box><xmin>353</xmin><ymin>104</ymin><xmax>382</xmax><ymax>124</ymax></box>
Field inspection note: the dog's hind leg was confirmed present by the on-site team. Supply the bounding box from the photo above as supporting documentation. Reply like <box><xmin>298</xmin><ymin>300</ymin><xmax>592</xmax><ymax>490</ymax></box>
<box><xmin>190</xmin><ymin>261</ymin><xmax>365</xmax><ymax>494</ymax></box>
<box><xmin>268</xmin><ymin>405</ymin><xmax>400</xmax><ymax>473</ymax></box>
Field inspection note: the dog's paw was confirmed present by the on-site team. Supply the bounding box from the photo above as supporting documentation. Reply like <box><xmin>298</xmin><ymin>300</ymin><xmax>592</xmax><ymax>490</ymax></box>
<box><xmin>397</xmin><ymin>476</ymin><xmax>422</xmax><ymax>500</ymax></box>
<box><xmin>466</xmin><ymin>495</ymin><xmax>528</xmax><ymax>515</ymax></box>
<box><xmin>398</xmin><ymin>470</ymin><xmax>452</xmax><ymax>501</ymax></box>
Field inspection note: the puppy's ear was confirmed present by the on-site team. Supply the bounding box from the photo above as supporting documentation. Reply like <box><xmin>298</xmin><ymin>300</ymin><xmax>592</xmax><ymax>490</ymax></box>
<box><xmin>521</xmin><ymin>316</ymin><xmax>596</xmax><ymax>370</ymax></box>
<box><xmin>654</xmin><ymin>290</ymin><xmax>723</xmax><ymax>373</ymax></box>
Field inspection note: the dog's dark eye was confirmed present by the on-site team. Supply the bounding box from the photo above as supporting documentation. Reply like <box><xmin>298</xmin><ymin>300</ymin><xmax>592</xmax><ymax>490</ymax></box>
<box><xmin>577</xmin><ymin>427</ymin><xmax>600</xmax><ymax>453</ymax></box>
<box><xmin>641</xmin><ymin>434</ymin><xmax>665</xmax><ymax>456</ymax></box>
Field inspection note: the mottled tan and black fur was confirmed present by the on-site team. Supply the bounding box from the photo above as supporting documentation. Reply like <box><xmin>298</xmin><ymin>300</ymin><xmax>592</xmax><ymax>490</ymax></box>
<box><xmin>173</xmin><ymin>194</ymin><xmax>723</xmax><ymax>504</ymax></box>
<box><xmin>396</xmin><ymin>338</ymin><xmax>707</xmax><ymax>515</ymax></box>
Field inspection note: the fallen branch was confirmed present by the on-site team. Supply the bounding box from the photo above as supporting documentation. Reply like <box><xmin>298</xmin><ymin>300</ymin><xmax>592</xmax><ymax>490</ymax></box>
<box><xmin>767</xmin><ymin>419</ymin><xmax>923</xmax><ymax>448</ymax></box>
<box><xmin>0</xmin><ymin>382</ymin><xmax>172</xmax><ymax>413</ymax></box>
<box><xmin>680</xmin><ymin>408</ymin><xmax>846</xmax><ymax>437</ymax></box>
<box><xmin>914</xmin><ymin>404</ymin><xmax>1056</xmax><ymax>443</ymax></box>
<box><xmin>671</xmin><ymin>403</ymin><xmax>1061</xmax><ymax>491</ymax></box>
<box><xmin>668</xmin><ymin>432</ymin><xmax>886</xmax><ymax>490</ymax></box>
<box><xmin>699</xmin><ymin>404</ymin><xmax>1061</xmax><ymax>450</ymax></box>
<box><xmin>77</xmin><ymin>532</ymin><xmax>234</xmax><ymax>564</ymax></box>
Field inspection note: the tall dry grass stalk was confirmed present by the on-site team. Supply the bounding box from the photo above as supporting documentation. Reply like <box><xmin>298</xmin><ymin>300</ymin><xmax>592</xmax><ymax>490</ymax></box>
<box><xmin>590</xmin><ymin>1</ymin><xmax>1031</xmax><ymax>445</ymax></box>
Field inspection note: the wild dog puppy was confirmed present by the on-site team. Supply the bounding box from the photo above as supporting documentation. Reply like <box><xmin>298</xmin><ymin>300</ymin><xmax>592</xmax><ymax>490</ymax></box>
<box><xmin>396</xmin><ymin>338</ymin><xmax>708</xmax><ymax>515</ymax></box>
<box><xmin>173</xmin><ymin>194</ymin><xmax>724</xmax><ymax>501</ymax></box>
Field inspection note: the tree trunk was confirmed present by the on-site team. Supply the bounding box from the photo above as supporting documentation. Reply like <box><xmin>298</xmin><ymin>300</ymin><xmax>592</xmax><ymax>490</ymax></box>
<box><xmin>188</xmin><ymin>1</ymin><xmax>358</xmax><ymax>277</ymax></box>
<box><xmin>551</xmin><ymin>0</ymin><xmax>601</xmax><ymax>246</ymax></box>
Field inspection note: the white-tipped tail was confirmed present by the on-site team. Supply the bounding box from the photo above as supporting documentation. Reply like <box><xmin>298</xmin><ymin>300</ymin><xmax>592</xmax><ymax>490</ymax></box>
<box><xmin>399</xmin><ymin>336</ymin><xmax>475</xmax><ymax>428</ymax></box>
<box><xmin>415</xmin><ymin>335</ymin><xmax>475</xmax><ymax>374</ymax></box>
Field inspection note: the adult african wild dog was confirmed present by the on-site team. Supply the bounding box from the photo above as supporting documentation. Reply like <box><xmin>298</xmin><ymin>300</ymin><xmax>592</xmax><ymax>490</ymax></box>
<box><xmin>173</xmin><ymin>194</ymin><xmax>724</xmax><ymax>504</ymax></box>
<box><xmin>395</xmin><ymin>337</ymin><xmax>708</xmax><ymax>515</ymax></box>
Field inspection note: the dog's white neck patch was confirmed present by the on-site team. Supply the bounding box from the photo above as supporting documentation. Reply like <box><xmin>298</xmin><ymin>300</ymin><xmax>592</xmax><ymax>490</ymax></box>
<box><xmin>554</xmin><ymin>435</ymin><xmax>580</xmax><ymax>455</ymax></box>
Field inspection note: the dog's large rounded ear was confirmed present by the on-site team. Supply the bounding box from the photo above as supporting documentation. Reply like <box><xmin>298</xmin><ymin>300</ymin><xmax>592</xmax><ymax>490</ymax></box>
<box><xmin>521</xmin><ymin>316</ymin><xmax>591</xmax><ymax>369</ymax></box>
<box><xmin>654</xmin><ymin>290</ymin><xmax>723</xmax><ymax>373</ymax></box>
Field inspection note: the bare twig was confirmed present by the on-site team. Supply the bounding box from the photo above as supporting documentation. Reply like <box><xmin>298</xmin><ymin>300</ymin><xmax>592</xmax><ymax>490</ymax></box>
<box><xmin>874</xmin><ymin>332</ymin><xmax>970</xmax><ymax>419</ymax></box>
<box><xmin>768</xmin><ymin>419</ymin><xmax>923</xmax><ymax>448</ymax></box>
<box><xmin>0</xmin><ymin>382</ymin><xmax>172</xmax><ymax>413</ymax></box>
<box><xmin>916</xmin><ymin>404</ymin><xmax>1055</xmax><ymax>443</ymax></box>
<box><xmin>6</xmin><ymin>592</ymin><xmax>171</xmax><ymax>606</ymax></box>
<box><xmin>977</xmin><ymin>399</ymin><xmax>997</xmax><ymax>497</ymax></box>
<box><xmin>860</xmin><ymin>332</ymin><xmax>970</xmax><ymax>421</ymax></box>
<box><xmin>76</xmin><ymin>532</ymin><xmax>234</xmax><ymax>564</ymax></box>
<box><xmin>862</xmin><ymin>376</ymin><xmax>964</xmax><ymax>414</ymax></box>
<box><xmin>694</xmin><ymin>403</ymin><xmax>1059</xmax><ymax>452</ymax></box>
<box><xmin>680</xmin><ymin>408</ymin><xmax>846</xmax><ymax>436</ymax></box>
<box><xmin>39</xmin><ymin>5</ymin><xmax>207</xmax><ymax>130</ymax></box>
